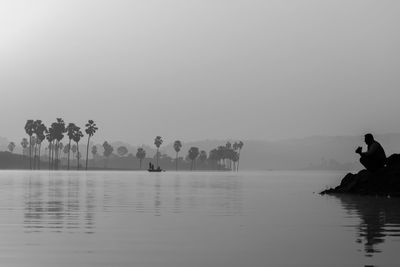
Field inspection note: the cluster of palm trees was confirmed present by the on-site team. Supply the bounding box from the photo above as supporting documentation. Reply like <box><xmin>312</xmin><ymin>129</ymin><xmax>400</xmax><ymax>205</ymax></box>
<box><xmin>208</xmin><ymin>141</ymin><xmax>244</xmax><ymax>171</ymax></box>
<box><xmin>23</xmin><ymin>119</ymin><xmax>98</xmax><ymax>170</ymax></box>
<box><xmin>19</xmin><ymin>127</ymin><xmax>243</xmax><ymax>171</ymax></box>
<box><xmin>172</xmin><ymin>139</ymin><xmax>244</xmax><ymax>171</ymax></box>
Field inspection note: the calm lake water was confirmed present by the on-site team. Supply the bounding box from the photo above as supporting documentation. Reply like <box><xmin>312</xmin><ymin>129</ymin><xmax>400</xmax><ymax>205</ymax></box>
<box><xmin>0</xmin><ymin>170</ymin><xmax>399</xmax><ymax>267</ymax></box>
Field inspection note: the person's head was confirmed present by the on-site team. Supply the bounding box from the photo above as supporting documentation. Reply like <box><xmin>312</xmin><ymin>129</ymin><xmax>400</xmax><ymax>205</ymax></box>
<box><xmin>364</xmin><ymin>133</ymin><xmax>374</xmax><ymax>145</ymax></box>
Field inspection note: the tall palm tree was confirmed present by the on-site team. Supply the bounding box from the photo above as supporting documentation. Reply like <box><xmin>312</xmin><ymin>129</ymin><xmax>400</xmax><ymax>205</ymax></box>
<box><xmin>31</xmin><ymin>135</ymin><xmax>37</xmax><ymax>169</ymax></box>
<box><xmin>46</xmin><ymin>127</ymin><xmax>55</xmax><ymax>170</ymax></box>
<box><xmin>187</xmin><ymin>147</ymin><xmax>199</xmax><ymax>171</ymax></box>
<box><xmin>66</xmin><ymin>123</ymin><xmax>77</xmax><ymax>170</ymax></box>
<box><xmin>71</xmin><ymin>144</ymin><xmax>77</xmax><ymax>160</ymax></box>
<box><xmin>102</xmin><ymin>141</ymin><xmax>114</xmax><ymax>169</ymax></box>
<box><xmin>72</xmin><ymin>127</ymin><xmax>84</xmax><ymax>170</ymax></box>
<box><xmin>225</xmin><ymin>142</ymin><xmax>232</xmax><ymax>170</ymax></box>
<box><xmin>236</xmin><ymin>141</ymin><xmax>244</xmax><ymax>172</ymax></box>
<box><xmin>20</xmin><ymin>138</ymin><xmax>28</xmax><ymax>157</ymax></box>
<box><xmin>136</xmin><ymin>147</ymin><xmax>146</xmax><ymax>169</ymax></box>
<box><xmin>199</xmin><ymin>150</ymin><xmax>207</xmax><ymax>168</ymax></box>
<box><xmin>154</xmin><ymin>136</ymin><xmax>163</xmax><ymax>168</ymax></box>
<box><xmin>173</xmin><ymin>140</ymin><xmax>182</xmax><ymax>171</ymax></box>
<box><xmin>208</xmin><ymin>149</ymin><xmax>219</xmax><ymax>170</ymax></box>
<box><xmin>24</xmin><ymin>120</ymin><xmax>35</xmax><ymax>169</ymax></box>
<box><xmin>34</xmin><ymin>120</ymin><xmax>47</xmax><ymax>170</ymax></box>
<box><xmin>85</xmin><ymin>120</ymin><xmax>98</xmax><ymax>170</ymax></box>
<box><xmin>51</xmin><ymin>118</ymin><xmax>66</xmax><ymax>170</ymax></box>
<box><xmin>63</xmin><ymin>144</ymin><xmax>70</xmax><ymax>160</ymax></box>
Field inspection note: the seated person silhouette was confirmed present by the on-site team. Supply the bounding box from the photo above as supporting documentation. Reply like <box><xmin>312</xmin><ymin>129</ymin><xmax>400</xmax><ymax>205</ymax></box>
<box><xmin>355</xmin><ymin>133</ymin><xmax>386</xmax><ymax>172</ymax></box>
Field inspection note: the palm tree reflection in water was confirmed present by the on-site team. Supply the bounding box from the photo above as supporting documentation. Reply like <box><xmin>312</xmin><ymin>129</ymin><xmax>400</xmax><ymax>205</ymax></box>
<box><xmin>23</xmin><ymin>173</ymin><xmax>96</xmax><ymax>234</ymax></box>
<box><xmin>336</xmin><ymin>195</ymin><xmax>400</xmax><ymax>257</ymax></box>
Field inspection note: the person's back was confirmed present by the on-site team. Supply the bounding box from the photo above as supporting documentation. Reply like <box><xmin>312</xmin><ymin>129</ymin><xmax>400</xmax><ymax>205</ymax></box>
<box><xmin>367</xmin><ymin>140</ymin><xmax>386</xmax><ymax>165</ymax></box>
<box><xmin>355</xmin><ymin>133</ymin><xmax>386</xmax><ymax>172</ymax></box>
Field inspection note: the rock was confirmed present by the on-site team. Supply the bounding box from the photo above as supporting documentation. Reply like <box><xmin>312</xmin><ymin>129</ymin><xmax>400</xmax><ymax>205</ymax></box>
<box><xmin>320</xmin><ymin>154</ymin><xmax>400</xmax><ymax>196</ymax></box>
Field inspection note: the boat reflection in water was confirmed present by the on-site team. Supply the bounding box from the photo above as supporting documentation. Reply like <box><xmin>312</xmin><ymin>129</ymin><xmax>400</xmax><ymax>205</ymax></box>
<box><xmin>336</xmin><ymin>194</ymin><xmax>400</xmax><ymax>257</ymax></box>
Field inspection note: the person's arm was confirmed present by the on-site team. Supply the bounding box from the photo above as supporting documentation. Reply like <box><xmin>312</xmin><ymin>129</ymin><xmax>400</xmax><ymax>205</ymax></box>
<box><xmin>362</xmin><ymin>143</ymin><xmax>378</xmax><ymax>156</ymax></box>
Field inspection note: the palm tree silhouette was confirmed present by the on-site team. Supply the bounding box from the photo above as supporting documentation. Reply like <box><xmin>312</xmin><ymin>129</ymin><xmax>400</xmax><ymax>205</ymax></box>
<box><xmin>208</xmin><ymin>149</ymin><xmax>219</xmax><ymax>169</ymax></box>
<box><xmin>236</xmin><ymin>141</ymin><xmax>244</xmax><ymax>172</ymax></box>
<box><xmin>102</xmin><ymin>141</ymin><xmax>114</xmax><ymax>169</ymax></box>
<box><xmin>173</xmin><ymin>140</ymin><xmax>182</xmax><ymax>171</ymax></box>
<box><xmin>117</xmin><ymin>146</ymin><xmax>128</xmax><ymax>157</ymax></box>
<box><xmin>8</xmin><ymin>142</ymin><xmax>15</xmax><ymax>153</ymax></box>
<box><xmin>34</xmin><ymin>120</ymin><xmax>47</xmax><ymax>170</ymax></box>
<box><xmin>136</xmin><ymin>147</ymin><xmax>146</xmax><ymax>169</ymax></box>
<box><xmin>31</xmin><ymin>136</ymin><xmax>37</xmax><ymax>169</ymax></box>
<box><xmin>63</xmin><ymin>144</ymin><xmax>70</xmax><ymax>161</ymax></box>
<box><xmin>187</xmin><ymin>147</ymin><xmax>199</xmax><ymax>171</ymax></box>
<box><xmin>72</xmin><ymin>127</ymin><xmax>84</xmax><ymax>170</ymax></box>
<box><xmin>154</xmin><ymin>136</ymin><xmax>163</xmax><ymax>168</ymax></box>
<box><xmin>46</xmin><ymin>127</ymin><xmax>55</xmax><ymax>169</ymax></box>
<box><xmin>52</xmin><ymin>118</ymin><xmax>66</xmax><ymax>170</ymax></box>
<box><xmin>24</xmin><ymin>120</ymin><xmax>35</xmax><ymax>169</ymax></box>
<box><xmin>20</xmin><ymin>138</ymin><xmax>28</xmax><ymax>157</ymax></box>
<box><xmin>71</xmin><ymin>144</ymin><xmax>77</xmax><ymax>161</ymax></box>
<box><xmin>199</xmin><ymin>150</ymin><xmax>207</xmax><ymax>168</ymax></box>
<box><xmin>85</xmin><ymin>120</ymin><xmax>98</xmax><ymax>170</ymax></box>
<box><xmin>66</xmin><ymin>123</ymin><xmax>77</xmax><ymax>170</ymax></box>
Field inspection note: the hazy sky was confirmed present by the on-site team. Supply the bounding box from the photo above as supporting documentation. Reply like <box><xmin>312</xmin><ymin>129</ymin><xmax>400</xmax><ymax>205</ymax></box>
<box><xmin>1</xmin><ymin>0</ymin><xmax>399</xmax><ymax>145</ymax></box>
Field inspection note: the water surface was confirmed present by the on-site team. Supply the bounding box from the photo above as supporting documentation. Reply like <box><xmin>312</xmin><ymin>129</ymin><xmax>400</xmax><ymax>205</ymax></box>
<box><xmin>0</xmin><ymin>170</ymin><xmax>399</xmax><ymax>266</ymax></box>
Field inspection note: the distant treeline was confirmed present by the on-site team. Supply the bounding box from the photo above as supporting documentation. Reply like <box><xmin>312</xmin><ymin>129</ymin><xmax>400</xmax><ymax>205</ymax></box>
<box><xmin>3</xmin><ymin>119</ymin><xmax>244</xmax><ymax>171</ymax></box>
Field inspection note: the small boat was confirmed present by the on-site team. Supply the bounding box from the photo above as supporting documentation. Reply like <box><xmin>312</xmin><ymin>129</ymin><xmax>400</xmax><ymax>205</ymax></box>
<box><xmin>147</xmin><ymin>168</ymin><xmax>165</xmax><ymax>172</ymax></box>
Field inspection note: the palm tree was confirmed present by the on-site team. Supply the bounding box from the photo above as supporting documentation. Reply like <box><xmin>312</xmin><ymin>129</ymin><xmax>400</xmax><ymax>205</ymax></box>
<box><xmin>208</xmin><ymin>149</ymin><xmax>219</xmax><ymax>170</ymax></box>
<box><xmin>58</xmin><ymin>142</ymin><xmax>64</xmax><ymax>168</ymax></box>
<box><xmin>236</xmin><ymin>141</ymin><xmax>244</xmax><ymax>172</ymax></box>
<box><xmin>102</xmin><ymin>141</ymin><xmax>114</xmax><ymax>168</ymax></box>
<box><xmin>85</xmin><ymin>120</ymin><xmax>98</xmax><ymax>170</ymax></box>
<box><xmin>20</xmin><ymin>138</ymin><xmax>28</xmax><ymax>157</ymax></box>
<box><xmin>199</xmin><ymin>150</ymin><xmax>207</xmax><ymax>168</ymax></box>
<box><xmin>231</xmin><ymin>151</ymin><xmax>239</xmax><ymax>171</ymax></box>
<box><xmin>8</xmin><ymin>142</ymin><xmax>15</xmax><ymax>153</ymax></box>
<box><xmin>154</xmin><ymin>136</ymin><xmax>163</xmax><ymax>168</ymax></box>
<box><xmin>63</xmin><ymin>144</ymin><xmax>70</xmax><ymax>160</ymax></box>
<box><xmin>173</xmin><ymin>140</ymin><xmax>182</xmax><ymax>171</ymax></box>
<box><xmin>24</xmin><ymin>120</ymin><xmax>35</xmax><ymax>169</ymax></box>
<box><xmin>117</xmin><ymin>146</ymin><xmax>128</xmax><ymax>157</ymax></box>
<box><xmin>187</xmin><ymin>147</ymin><xmax>199</xmax><ymax>171</ymax></box>
<box><xmin>66</xmin><ymin>123</ymin><xmax>77</xmax><ymax>170</ymax></box>
<box><xmin>51</xmin><ymin>118</ymin><xmax>66</xmax><ymax>170</ymax></box>
<box><xmin>34</xmin><ymin>120</ymin><xmax>47</xmax><ymax>170</ymax></box>
<box><xmin>72</xmin><ymin>127</ymin><xmax>84</xmax><ymax>170</ymax></box>
<box><xmin>225</xmin><ymin>142</ymin><xmax>232</xmax><ymax>169</ymax></box>
<box><xmin>46</xmin><ymin>128</ymin><xmax>55</xmax><ymax>169</ymax></box>
<box><xmin>71</xmin><ymin>144</ymin><xmax>77</xmax><ymax>161</ymax></box>
<box><xmin>31</xmin><ymin>135</ymin><xmax>37</xmax><ymax>169</ymax></box>
<box><xmin>136</xmin><ymin>147</ymin><xmax>146</xmax><ymax>169</ymax></box>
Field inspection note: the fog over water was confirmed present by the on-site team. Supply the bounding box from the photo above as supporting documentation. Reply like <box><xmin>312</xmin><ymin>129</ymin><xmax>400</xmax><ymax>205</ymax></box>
<box><xmin>1</xmin><ymin>0</ymin><xmax>399</xmax><ymax>144</ymax></box>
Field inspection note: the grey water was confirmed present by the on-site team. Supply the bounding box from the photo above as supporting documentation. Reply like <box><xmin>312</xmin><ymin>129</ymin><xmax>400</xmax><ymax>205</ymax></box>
<box><xmin>0</xmin><ymin>170</ymin><xmax>399</xmax><ymax>267</ymax></box>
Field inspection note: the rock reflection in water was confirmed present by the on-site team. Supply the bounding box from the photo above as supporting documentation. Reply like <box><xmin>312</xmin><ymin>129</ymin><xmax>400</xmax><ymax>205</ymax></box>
<box><xmin>336</xmin><ymin>195</ymin><xmax>400</xmax><ymax>257</ymax></box>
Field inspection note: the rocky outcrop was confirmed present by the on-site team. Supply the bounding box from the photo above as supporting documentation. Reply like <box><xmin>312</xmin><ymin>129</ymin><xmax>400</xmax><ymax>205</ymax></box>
<box><xmin>320</xmin><ymin>154</ymin><xmax>400</xmax><ymax>196</ymax></box>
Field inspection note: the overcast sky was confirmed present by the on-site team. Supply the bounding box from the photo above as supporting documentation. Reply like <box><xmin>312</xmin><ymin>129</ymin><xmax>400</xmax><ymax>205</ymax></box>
<box><xmin>1</xmin><ymin>0</ymin><xmax>399</xmax><ymax>145</ymax></box>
